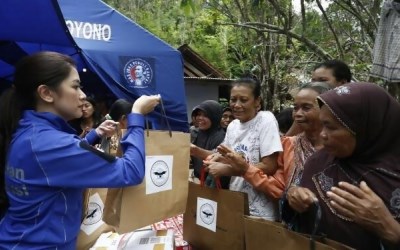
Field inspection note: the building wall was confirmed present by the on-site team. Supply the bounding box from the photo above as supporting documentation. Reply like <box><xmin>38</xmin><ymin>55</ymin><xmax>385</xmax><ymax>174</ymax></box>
<box><xmin>185</xmin><ymin>81</ymin><xmax>219</xmax><ymax>123</ymax></box>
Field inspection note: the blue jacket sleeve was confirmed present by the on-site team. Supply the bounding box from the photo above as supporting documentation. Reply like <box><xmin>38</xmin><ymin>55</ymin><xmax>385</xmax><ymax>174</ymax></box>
<box><xmin>32</xmin><ymin>113</ymin><xmax>146</xmax><ymax>188</ymax></box>
<box><xmin>84</xmin><ymin>129</ymin><xmax>101</xmax><ymax>145</ymax></box>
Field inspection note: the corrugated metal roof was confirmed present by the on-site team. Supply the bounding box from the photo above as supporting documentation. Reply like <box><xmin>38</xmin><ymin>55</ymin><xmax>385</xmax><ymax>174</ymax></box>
<box><xmin>184</xmin><ymin>76</ymin><xmax>235</xmax><ymax>81</ymax></box>
<box><xmin>178</xmin><ymin>44</ymin><xmax>227</xmax><ymax>78</ymax></box>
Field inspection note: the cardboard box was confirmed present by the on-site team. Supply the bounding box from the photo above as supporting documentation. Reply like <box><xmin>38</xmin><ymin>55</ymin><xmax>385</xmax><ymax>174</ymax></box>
<box><xmin>152</xmin><ymin>215</ymin><xmax>192</xmax><ymax>250</ymax></box>
<box><xmin>90</xmin><ymin>229</ymin><xmax>174</xmax><ymax>250</ymax></box>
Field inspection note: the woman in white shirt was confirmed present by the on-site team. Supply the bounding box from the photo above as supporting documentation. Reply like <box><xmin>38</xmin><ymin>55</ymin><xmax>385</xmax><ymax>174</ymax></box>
<box><xmin>205</xmin><ymin>77</ymin><xmax>283</xmax><ymax>220</ymax></box>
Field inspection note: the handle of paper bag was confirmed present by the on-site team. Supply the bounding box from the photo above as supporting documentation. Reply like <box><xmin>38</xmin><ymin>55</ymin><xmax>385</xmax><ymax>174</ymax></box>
<box><xmin>309</xmin><ymin>201</ymin><xmax>322</xmax><ymax>250</ymax></box>
<box><xmin>145</xmin><ymin>96</ymin><xmax>172</xmax><ymax>137</ymax></box>
<box><xmin>200</xmin><ymin>166</ymin><xmax>222</xmax><ymax>189</ymax></box>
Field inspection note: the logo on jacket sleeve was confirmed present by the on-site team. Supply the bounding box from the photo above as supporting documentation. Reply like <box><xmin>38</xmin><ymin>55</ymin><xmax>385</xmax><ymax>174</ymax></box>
<box><xmin>123</xmin><ymin>58</ymin><xmax>153</xmax><ymax>88</ymax></box>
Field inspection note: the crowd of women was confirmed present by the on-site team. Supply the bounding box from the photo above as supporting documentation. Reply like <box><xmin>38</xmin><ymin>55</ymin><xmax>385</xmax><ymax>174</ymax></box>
<box><xmin>190</xmin><ymin>60</ymin><xmax>400</xmax><ymax>249</ymax></box>
<box><xmin>0</xmin><ymin>52</ymin><xmax>399</xmax><ymax>249</ymax></box>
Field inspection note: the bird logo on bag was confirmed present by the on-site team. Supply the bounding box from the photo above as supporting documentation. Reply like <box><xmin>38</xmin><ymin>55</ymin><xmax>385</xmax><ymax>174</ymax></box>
<box><xmin>202</xmin><ymin>211</ymin><xmax>212</xmax><ymax>218</ymax></box>
<box><xmin>86</xmin><ymin>208</ymin><xmax>97</xmax><ymax>219</ymax></box>
<box><xmin>200</xmin><ymin>203</ymin><xmax>215</xmax><ymax>225</ymax></box>
<box><xmin>82</xmin><ymin>202</ymin><xmax>102</xmax><ymax>225</ymax></box>
<box><xmin>154</xmin><ymin>170</ymin><xmax>167</xmax><ymax>178</ymax></box>
<box><xmin>150</xmin><ymin>160</ymin><xmax>169</xmax><ymax>187</ymax></box>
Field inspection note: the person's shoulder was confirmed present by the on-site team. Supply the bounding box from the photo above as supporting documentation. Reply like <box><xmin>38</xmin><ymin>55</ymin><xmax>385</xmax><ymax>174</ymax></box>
<box><xmin>256</xmin><ymin>111</ymin><xmax>277</xmax><ymax>124</ymax></box>
<box><xmin>258</xmin><ymin>110</ymin><xmax>275</xmax><ymax>118</ymax></box>
<box><xmin>281</xmin><ymin>135</ymin><xmax>296</xmax><ymax>144</ymax></box>
<box><xmin>209</xmin><ymin>128</ymin><xmax>226</xmax><ymax>145</ymax></box>
<box><xmin>227</xmin><ymin>118</ymin><xmax>240</xmax><ymax>127</ymax></box>
<box><xmin>305</xmin><ymin>148</ymin><xmax>333</xmax><ymax>167</ymax></box>
<box><xmin>31</xmin><ymin>125</ymin><xmax>79</xmax><ymax>151</ymax></box>
<box><xmin>190</xmin><ymin>126</ymin><xmax>199</xmax><ymax>136</ymax></box>
<box><xmin>215</xmin><ymin>128</ymin><xmax>226</xmax><ymax>137</ymax></box>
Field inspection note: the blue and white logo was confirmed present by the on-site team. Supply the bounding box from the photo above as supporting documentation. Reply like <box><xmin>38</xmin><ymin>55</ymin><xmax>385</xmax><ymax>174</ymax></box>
<box><xmin>123</xmin><ymin>58</ymin><xmax>153</xmax><ymax>88</ymax></box>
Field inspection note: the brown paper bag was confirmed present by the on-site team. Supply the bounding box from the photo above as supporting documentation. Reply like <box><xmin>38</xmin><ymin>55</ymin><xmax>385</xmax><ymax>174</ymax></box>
<box><xmin>183</xmin><ymin>181</ymin><xmax>249</xmax><ymax>250</ymax></box>
<box><xmin>77</xmin><ymin>130</ymin><xmax>125</xmax><ymax>250</ymax></box>
<box><xmin>76</xmin><ymin>188</ymin><xmax>115</xmax><ymax>250</ymax></box>
<box><xmin>103</xmin><ymin>130</ymin><xmax>190</xmax><ymax>233</ymax></box>
<box><xmin>244</xmin><ymin>216</ymin><xmax>354</xmax><ymax>250</ymax></box>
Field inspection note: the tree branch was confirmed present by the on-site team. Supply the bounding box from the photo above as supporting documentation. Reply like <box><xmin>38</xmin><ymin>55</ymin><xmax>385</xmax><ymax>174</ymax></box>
<box><xmin>315</xmin><ymin>0</ymin><xmax>344</xmax><ymax>59</ymax></box>
<box><xmin>220</xmin><ymin>22</ymin><xmax>331</xmax><ymax>60</ymax></box>
<box><xmin>267</xmin><ymin>0</ymin><xmax>288</xmax><ymax>26</ymax></box>
<box><xmin>332</xmin><ymin>0</ymin><xmax>375</xmax><ymax>41</ymax></box>
<box><xmin>352</xmin><ymin>0</ymin><xmax>378</xmax><ymax>29</ymax></box>
<box><xmin>234</xmin><ymin>0</ymin><xmax>248</xmax><ymax>22</ymax></box>
<box><xmin>300</xmin><ymin>0</ymin><xmax>306</xmax><ymax>34</ymax></box>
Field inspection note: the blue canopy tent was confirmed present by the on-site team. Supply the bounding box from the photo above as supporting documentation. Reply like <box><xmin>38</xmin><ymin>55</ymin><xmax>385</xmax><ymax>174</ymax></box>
<box><xmin>0</xmin><ymin>0</ymin><xmax>188</xmax><ymax>131</ymax></box>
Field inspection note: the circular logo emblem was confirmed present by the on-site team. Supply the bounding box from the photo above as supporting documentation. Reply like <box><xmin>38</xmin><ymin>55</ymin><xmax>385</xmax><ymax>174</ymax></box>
<box><xmin>390</xmin><ymin>188</ymin><xmax>400</xmax><ymax>214</ymax></box>
<box><xmin>150</xmin><ymin>160</ymin><xmax>169</xmax><ymax>187</ymax></box>
<box><xmin>123</xmin><ymin>58</ymin><xmax>153</xmax><ymax>88</ymax></box>
<box><xmin>82</xmin><ymin>202</ymin><xmax>102</xmax><ymax>225</ymax></box>
<box><xmin>200</xmin><ymin>203</ymin><xmax>215</xmax><ymax>225</ymax></box>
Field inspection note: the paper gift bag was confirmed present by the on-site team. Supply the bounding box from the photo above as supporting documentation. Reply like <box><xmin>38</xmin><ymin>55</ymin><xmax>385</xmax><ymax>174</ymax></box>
<box><xmin>76</xmin><ymin>188</ymin><xmax>115</xmax><ymax>250</ymax></box>
<box><xmin>244</xmin><ymin>216</ymin><xmax>354</xmax><ymax>250</ymax></box>
<box><xmin>183</xmin><ymin>181</ymin><xmax>249</xmax><ymax>250</ymax></box>
<box><xmin>104</xmin><ymin>130</ymin><xmax>190</xmax><ymax>233</ymax></box>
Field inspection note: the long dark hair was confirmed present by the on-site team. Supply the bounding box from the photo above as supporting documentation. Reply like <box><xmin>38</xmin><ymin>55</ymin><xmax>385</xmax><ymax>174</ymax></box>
<box><xmin>108</xmin><ymin>99</ymin><xmax>133</xmax><ymax>122</ymax></box>
<box><xmin>84</xmin><ymin>96</ymin><xmax>102</xmax><ymax>126</ymax></box>
<box><xmin>0</xmin><ymin>51</ymin><xmax>75</xmax><ymax>215</ymax></box>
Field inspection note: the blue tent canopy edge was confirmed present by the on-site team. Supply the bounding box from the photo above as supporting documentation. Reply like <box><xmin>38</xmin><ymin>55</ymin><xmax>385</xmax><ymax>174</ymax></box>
<box><xmin>0</xmin><ymin>0</ymin><xmax>189</xmax><ymax>132</ymax></box>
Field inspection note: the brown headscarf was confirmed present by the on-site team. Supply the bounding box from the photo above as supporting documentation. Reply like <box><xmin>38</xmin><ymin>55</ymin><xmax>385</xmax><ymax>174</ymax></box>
<box><xmin>298</xmin><ymin>83</ymin><xmax>400</xmax><ymax>250</ymax></box>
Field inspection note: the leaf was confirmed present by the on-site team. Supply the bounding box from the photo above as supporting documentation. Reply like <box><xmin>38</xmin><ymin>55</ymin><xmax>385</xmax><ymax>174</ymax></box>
<box><xmin>180</xmin><ymin>0</ymin><xmax>192</xmax><ymax>15</ymax></box>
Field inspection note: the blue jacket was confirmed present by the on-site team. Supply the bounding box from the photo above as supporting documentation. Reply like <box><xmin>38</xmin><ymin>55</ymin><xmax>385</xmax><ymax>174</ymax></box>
<box><xmin>0</xmin><ymin>110</ymin><xmax>146</xmax><ymax>249</ymax></box>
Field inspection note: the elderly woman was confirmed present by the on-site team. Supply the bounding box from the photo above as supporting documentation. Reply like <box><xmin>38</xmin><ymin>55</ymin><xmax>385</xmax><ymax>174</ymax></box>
<box><xmin>281</xmin><ymin>82</ymin><xmax>330</xmax><ymax>187</ymax></box>
<box><xmin>204</xmin><ymin>77</ymin><xmax>283</xmax><ymax>220</ymax></box>
<box><xmin>214</xmin><ymin>82</ymin><xmax>330</xmax><ymax>222</ymax></box>
<box><xmin>285</xmin><ymin>83</ymin><xmax>400</xmax><ymax>249</ymax></box>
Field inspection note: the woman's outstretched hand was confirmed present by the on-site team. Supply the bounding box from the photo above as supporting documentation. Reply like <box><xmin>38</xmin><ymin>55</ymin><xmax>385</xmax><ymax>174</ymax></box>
<box><xmin>131</xmin><ymin>95</ymin><xmax>161</xmax><ymax>115</ymax></box>
<box><xmin>95</xmin><ymin>120</ymin><xmax>119</xmax><ymax>137</ymax></box>
<box><xmin>203</xmin><ymin>161</ymin><xmax>233</xmax><ymax>178</ymax></box>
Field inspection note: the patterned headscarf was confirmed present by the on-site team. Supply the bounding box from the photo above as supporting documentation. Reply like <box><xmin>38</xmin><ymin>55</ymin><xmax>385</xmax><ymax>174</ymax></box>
<box><xmin>299</xmin><ymin>82</ymin><xmax>400</xmax><ymax>249</ymax></box>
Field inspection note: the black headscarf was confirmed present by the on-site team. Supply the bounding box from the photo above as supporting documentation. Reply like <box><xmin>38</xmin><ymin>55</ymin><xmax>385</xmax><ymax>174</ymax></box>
<box><xmin>191</xmin><ymin>100</ymin><xmax>225</xmax><ymax>178</ymax></box>
<box><xmin>298</xmin><ymin>83</ymin><xmax>400</xmax><ymax>249</ymax></box>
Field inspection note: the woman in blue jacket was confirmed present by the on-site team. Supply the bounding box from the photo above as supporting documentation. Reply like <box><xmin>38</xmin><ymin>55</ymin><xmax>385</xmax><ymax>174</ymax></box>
<box><xmin>0</xmin><ymin>51</ymin><xmax>160</xmax><ymax>249</ymax></box>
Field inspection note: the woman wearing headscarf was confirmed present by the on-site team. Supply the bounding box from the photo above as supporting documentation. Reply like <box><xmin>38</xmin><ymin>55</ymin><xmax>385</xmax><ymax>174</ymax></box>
<box><xmin>285</xmin><ymin>83</ymin><xmax>400</xmax><ymax>249</ymax></box>
<box><xmin>190</xmin><ymin>100</ymin><xmax>227</xmax><ymax>187</ymax></box>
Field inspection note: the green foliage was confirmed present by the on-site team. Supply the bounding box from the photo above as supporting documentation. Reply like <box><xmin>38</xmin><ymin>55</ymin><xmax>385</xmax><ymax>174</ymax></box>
<box><xmin>103</xmin><ymin>0</ymin><xmax>384</xmax><ymax>109</ymax></box>
<box><xmin>180</xmin><ymin>0</ymin><xmax>197</xmax><ymax>15</ymax></box>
